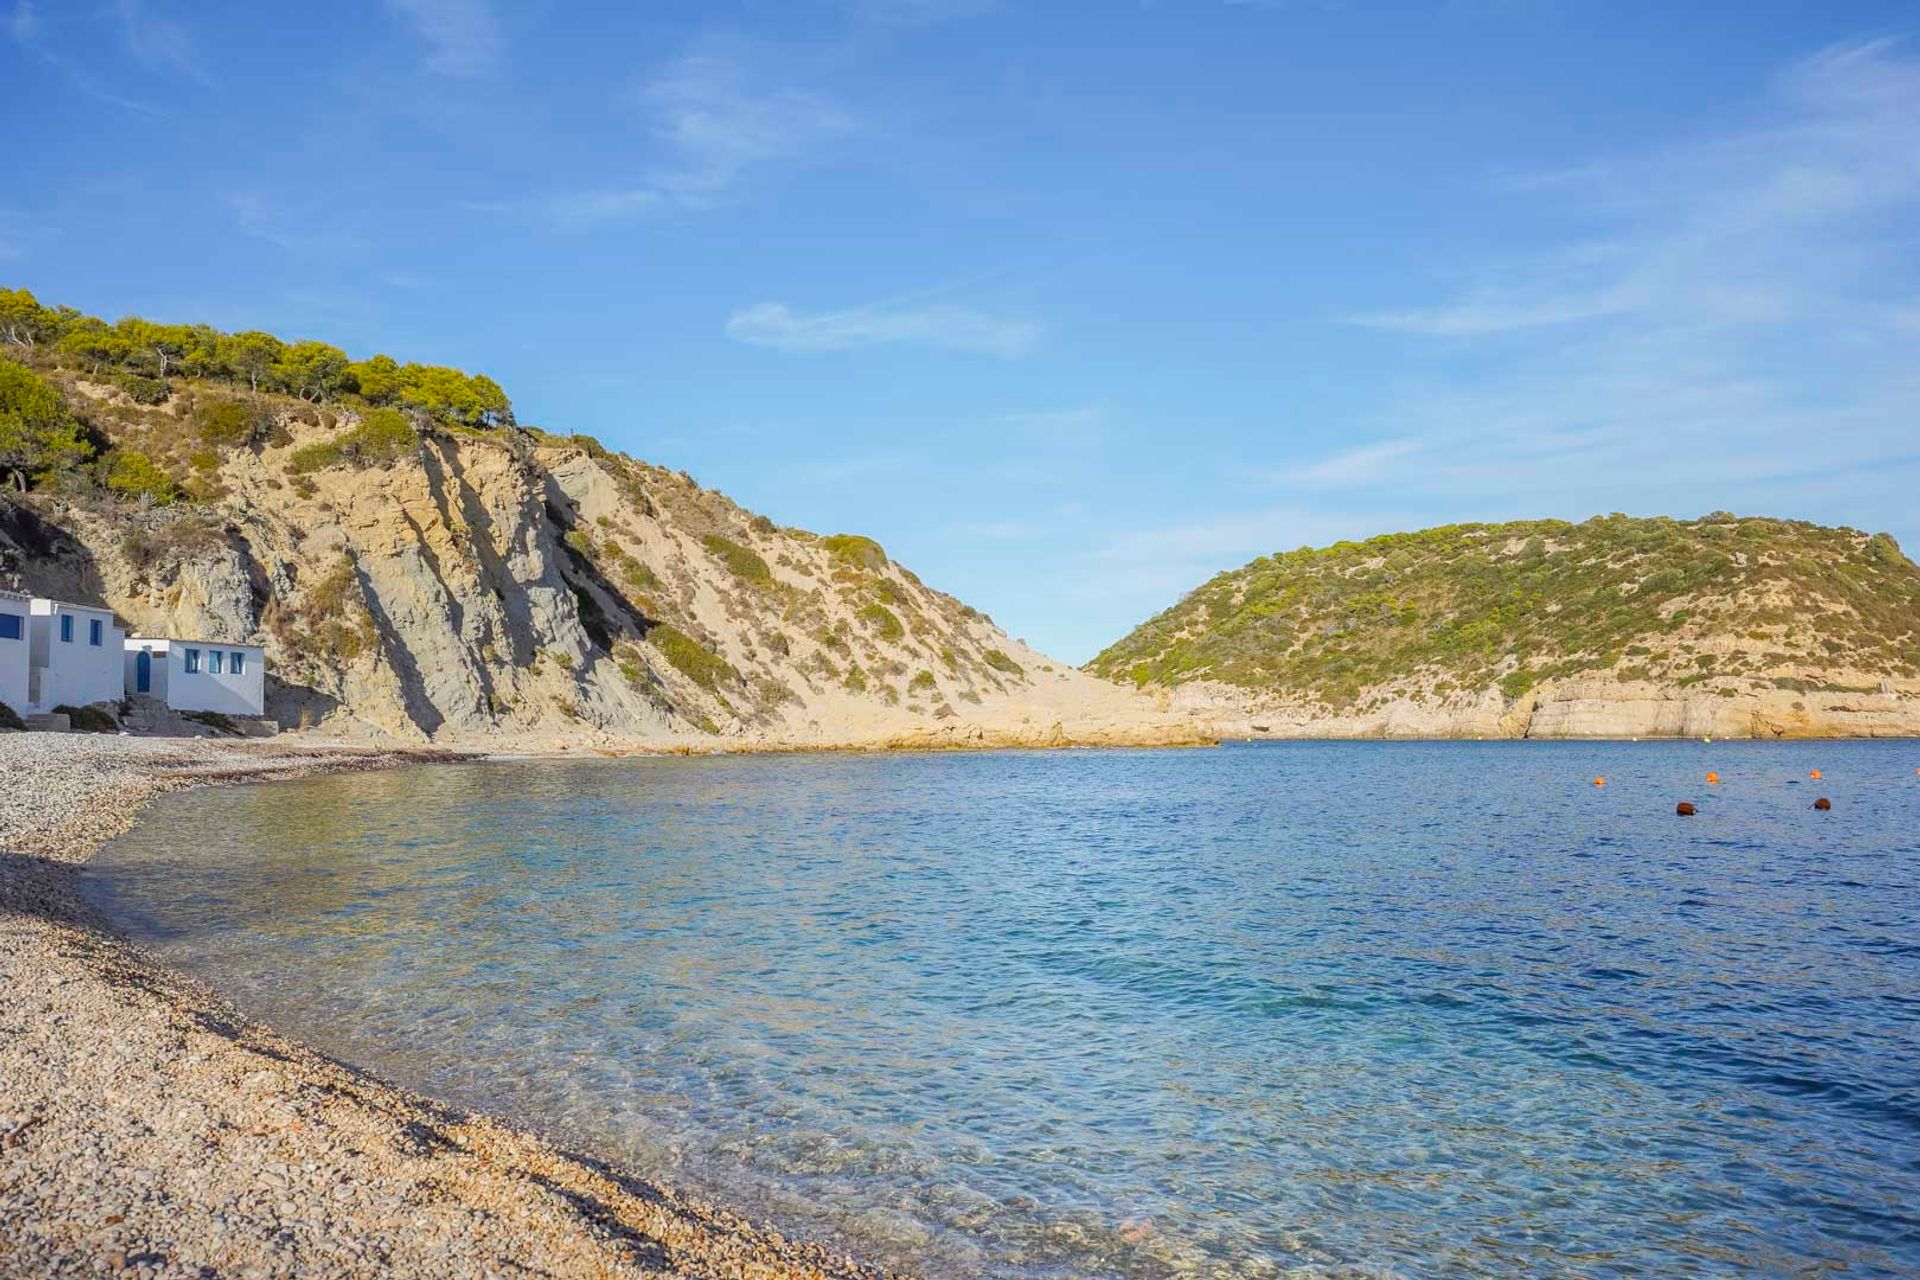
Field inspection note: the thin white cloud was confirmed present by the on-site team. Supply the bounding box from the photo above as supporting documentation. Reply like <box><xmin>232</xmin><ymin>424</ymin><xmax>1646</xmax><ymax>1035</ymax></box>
<box><xmin>383</xmin><ymin>0</ymin><xmax>502</xmax><ymax>77</ymax></box>
<box><xmin>1318</xmin><ymin>38</ymin><xmax>1920</xmax><ymax>549</ymax></box>
<box><xmin>112</xmin><ymin>0</ymin><xmax>207</xmax><ymax>84</ymax></box>
<box><xmin>727</xmin><ymin>300</ymin><xmax>1044</xmax><ymax>357</ymax></box>
<box><xmin>499</xmin><ymin>53</ymin><xmax>861</xmax><ymax>230</ymax></box>
<box><xmin>229</xmin><ymin>192</ymin><xmax>367</xmax><ymax>256</ymax></box>
<box><xmin>6</xmin><ymin>0</ymin><xmax>36</xmax><ymax>42</ymax></box>
<box><xmin>1278</xmin><ymin>437</ymin><xmax>1425</xmax><ymax>488</ymax></box>
<box><xmin>1350</xmin><ymin>287</ymin><xmax>1634</xmax><ymax>337</ymax></box>
<box><xmin>640</xmin><ymin>56</ymin><xmax>860</xmax><ymax>207</ymax></box>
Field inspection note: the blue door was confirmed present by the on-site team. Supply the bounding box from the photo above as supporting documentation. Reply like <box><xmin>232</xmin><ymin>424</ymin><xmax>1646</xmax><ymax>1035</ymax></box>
<box><xmin>135</xmin><ymin>649</ymin><xmax>151</xmax><ymax>693</ymax></box>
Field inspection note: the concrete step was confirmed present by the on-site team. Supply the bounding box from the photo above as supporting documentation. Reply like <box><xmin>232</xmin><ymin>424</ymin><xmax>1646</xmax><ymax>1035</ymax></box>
<box><xmin>26</xmin><ymin>713</ymin><xmax>71</xmax><ymax>732</ymax></box>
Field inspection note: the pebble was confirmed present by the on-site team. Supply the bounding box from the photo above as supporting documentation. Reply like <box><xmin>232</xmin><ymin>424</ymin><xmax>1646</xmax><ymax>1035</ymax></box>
<box><xmin>1</xmin><ymin>734</ymin><xmax>902</xmax><ymax>1279</ymax></box>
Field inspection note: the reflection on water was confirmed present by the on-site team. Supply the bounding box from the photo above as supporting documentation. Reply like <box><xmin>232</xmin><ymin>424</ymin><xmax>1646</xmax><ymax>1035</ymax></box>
<box><xmin>86</xmin><ymin>742</ymin><xmax>1920</xmax><ymax>1278</ymax></box>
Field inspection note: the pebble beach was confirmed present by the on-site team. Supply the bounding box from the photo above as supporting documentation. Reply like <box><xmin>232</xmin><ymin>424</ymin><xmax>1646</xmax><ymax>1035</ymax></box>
<box><xmin>0</xmin><ymin>733</ymin><xmax>899</xmax><ymax>1280</ymax></box>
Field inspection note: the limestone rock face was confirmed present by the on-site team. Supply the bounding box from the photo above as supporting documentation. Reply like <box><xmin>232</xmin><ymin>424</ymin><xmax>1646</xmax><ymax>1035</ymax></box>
<box><xmin>1167</xmin><ymin>679</ymin><xmax>1920</xmax><ymax>739</ymax></box>
<box><xmin>1</xmin><ymin>393</ymin><xmax>1198</xmax><ymax>749</ymax></box>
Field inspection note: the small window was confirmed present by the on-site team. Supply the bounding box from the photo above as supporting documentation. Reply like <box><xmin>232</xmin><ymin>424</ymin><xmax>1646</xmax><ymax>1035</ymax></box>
<box><xmin>0</xmin><ymin>614</ymin><xmax>20</xmax><ymax>641</ymax></box>
<box><xmin>210</xmin><ymin>650</ymin><xmax>223</xmax><ymax>675</ymax></box>
<box><xmin>89</xmin><ymin>618</ymin><xmax>104</xmax><ymax>646</ymax></box>
<box><xmin>231</xmin><ymin>651</ymin><xmax>246</xmax><ymax>675</ymax></box>
<box><xmin>60</xmin><ymin>614</ymin><xmax>73</xmax><ymax>643</ymax></box>
<box><xmin>184</xmin><ymin>648</ymin><xmax>201</xmax><ymax>673</ymax></box>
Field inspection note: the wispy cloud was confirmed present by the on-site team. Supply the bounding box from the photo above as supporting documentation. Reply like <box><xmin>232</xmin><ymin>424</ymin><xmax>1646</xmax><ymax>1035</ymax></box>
<box><xmin>495</xmin><ymin>53</ymin><xmax>861</xmax><ymax>229</ymax></box>
<box><xmin>6</xmin><ymin>0</ymin><xmax>163</xmax><ymax>112</ymax></box>
<box><xmin>112</xmin><ymin>0</ymin><xmax>207</xmax><ymax>84</ymax></box>
<box><xmin>383</xmin><ymin>0</ymin><xmax>502</xmax><ymax>77</ymax></box>
<box><xmin>7</xmin><ymin>0</ymin><xmax>36</xmax><ymax>42</ymax></box>
<box><xmin>1321</xmin><ymin>38</ymin><xmax>1920</xmax><ymax>538</ymax></box>
<box><xmin>727</xmin><ymin>300</ymin><xmax>1044</xmax><ymax>357</ymax></box>
<box><xmin>229</xmin><ymin>192</ymin><xmax>367</xmax><ymax>257</ymax></box>
<box><xmin>1277</xmin><ymin>437</ymin><xmax>1425</xmax><ymax>488</ymax></box>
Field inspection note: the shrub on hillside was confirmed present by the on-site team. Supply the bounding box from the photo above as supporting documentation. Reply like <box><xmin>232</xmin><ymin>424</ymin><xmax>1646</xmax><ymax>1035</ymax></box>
<box><xmin>115</xmin><ymin>374</ymin><xmax>171</xmax><ymax>405</ymax></box>
<box><xmin>821</xmin><ymin>534</ymin><xmax>887</xmax><ymax>571</ymax></box>
<box><xmin>650</xmin><ymin>624</ymin><xmax>736</xmax><ymax>690</ymax></box>
<box><xmin>857</xmin><ymin>603</ymin><xmax>905</xmax><ymax>643</ymax></box>
<box><xmin>982</xmin><ymin>648</ymin><xmax>1024</xmax><ymax>677</ymax></box>
<box><xmin>702</xmin><ymin>534</ymin><xmax>771</xmax><ymax>583</ymax></box>
<box><xmin>105</xmin><ymin>450</ymin><xmax>179</xmax><ymax>505</ymax></box>
<box><xmin>287</xmin><ymin>408</ymin><xmax>417</xmax><ymax>474</ymax></box>
<box><xmin>196</xmin><ymin>399</ymin><xmax>269</xmax><ymax>448</ymax></box>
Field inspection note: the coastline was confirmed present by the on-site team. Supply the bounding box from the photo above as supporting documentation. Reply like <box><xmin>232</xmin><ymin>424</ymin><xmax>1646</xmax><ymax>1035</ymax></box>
<box><xmin>0</xmin><ymin>734</ymin><xmax>904</xmax><ymax>1280</ymax></box>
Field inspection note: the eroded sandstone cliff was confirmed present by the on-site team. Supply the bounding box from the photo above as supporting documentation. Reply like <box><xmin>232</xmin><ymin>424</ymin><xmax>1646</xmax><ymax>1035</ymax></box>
<box><xmin>0</xmin><ymin>381</ymin><xmax>1198</xmax><ymax>749</ymax></box>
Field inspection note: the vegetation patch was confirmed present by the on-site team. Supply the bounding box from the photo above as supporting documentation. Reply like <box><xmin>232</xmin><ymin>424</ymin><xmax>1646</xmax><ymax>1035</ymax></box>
<box><xmin>287</xmin><ymin>408</ymin><xmax>418</xmax><ymax>474</ymax></box>
<box><xmin>702</xmin><ymin>533</ymin><xmax>772</xmax><ymax>583</ymax></box>
<box><xmin>1089</xmin><ymin>515</ymin><xmax>1920</xmax><ymax>707</ymax></box>
<box><xmin>0</xmin><ymin>357</ymin><xmax>93</xmax><ymax>491</ymax></box>
<box><xmin>4</xmin><ymin>288</ymin><xmax>512</xmax><ymax>426</ymax></box>
<box><xmin>0</xmin><ymin>701</ymin><xmax>24</xmax><ymax>731</ymax></box>
<box><xmin>857</xmin><ymin>603</ymin><xmax>905</xmax><ymax>643</ymax></box>
<box><xmin>650</xmin><ymin>624</ymin><xmax>736</xmax><ymax>690</ymax></box>
<box><xmin>982</xmin><ymin>648</ymin><xmax>1024</xmax><ymax>677</ymax></box>
<box><xmin>821</xmin><ymin>533</ymin><xmax>888</xmax><ymax>571</ymax></box>
<box><xmin>105</xmin><ymin>450</ymin><xmax>179</xmax><ymax>505</ymax></box>
<box><xmin>54</xmin><ymin>703</ymin><xmax>119</xmax><ymax>733</ymax></box>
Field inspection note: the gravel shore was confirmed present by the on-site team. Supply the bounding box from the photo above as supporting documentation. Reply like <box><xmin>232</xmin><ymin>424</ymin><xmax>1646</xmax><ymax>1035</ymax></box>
<box><xmin>0</xmin><ymin>733</ymin><xmax>899</xmax><ymax>1280</ymax></box>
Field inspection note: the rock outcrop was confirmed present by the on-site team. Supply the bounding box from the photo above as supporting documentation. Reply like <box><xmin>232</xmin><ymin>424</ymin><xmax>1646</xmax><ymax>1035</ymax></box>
<box><xmin>1163</xmin><ymin>678</ymin><xmax>1920</xmax><ymax>739</ymax></box>
<box><xmin>0</xmin><ymin>382</ymin><xmax>1201</xmax><ymax>749</ymax></box>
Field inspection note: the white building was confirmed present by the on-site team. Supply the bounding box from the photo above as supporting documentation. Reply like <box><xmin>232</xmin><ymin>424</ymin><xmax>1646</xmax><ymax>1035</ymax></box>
<box><xmin>125</xmin><ymin>637</ymin><xmax>266</xmax><ymax>718</ymax></box>
<box><xmin>0</xmin><ymin>590</ymin><xmax>30</xmax><ymax>718</ymax></box>
<box><xmin>27</xmin><ymin>597</ymin><xmax>126</xmax><ymax>712</ymax></box>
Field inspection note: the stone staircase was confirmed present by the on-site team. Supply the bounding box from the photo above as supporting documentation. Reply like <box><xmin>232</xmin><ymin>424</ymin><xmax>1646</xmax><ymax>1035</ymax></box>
<box><xmin>25</xmin><ymin>712</ymin><xmax>70</xmax><ymax>732</ymax></box>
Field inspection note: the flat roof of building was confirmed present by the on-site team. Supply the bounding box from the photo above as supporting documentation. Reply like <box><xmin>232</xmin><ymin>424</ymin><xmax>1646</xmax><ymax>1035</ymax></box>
<box><xmin>31</xmin><ymin>597</ymin><xmax>120</xmax><ymax>616</ymax></box>
<box><xmin>127</xmin><ymin>636</ymin><xmax>267</xmax><ymax>650</ymax></box>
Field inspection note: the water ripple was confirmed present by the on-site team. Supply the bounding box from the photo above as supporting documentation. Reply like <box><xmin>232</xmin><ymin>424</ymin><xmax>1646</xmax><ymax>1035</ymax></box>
<box><xmin>86</xmin><ymin>741</ymin><xmax>1920</xmax><ymax>1279</ymax></box>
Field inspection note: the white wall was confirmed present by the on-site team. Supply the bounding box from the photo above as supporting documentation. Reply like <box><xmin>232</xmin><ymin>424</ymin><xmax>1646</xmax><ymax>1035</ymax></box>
<box><xmin>0</xmin><ymin>597</ymin><xmax>28</xmax><ymax>717</ymax></box>
<box><xmin>160</xmin><ymin>642</ymin><xmax>265</xmax><ymax>716</ymax></box>
<box><xmin>28</xmin><ymin>601</ymin><xmax>125</xmax><ymax>711</ymax></box>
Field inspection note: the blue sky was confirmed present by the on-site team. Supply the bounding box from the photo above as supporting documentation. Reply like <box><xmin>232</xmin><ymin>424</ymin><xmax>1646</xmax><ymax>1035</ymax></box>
<box><xmin>7</xmin><ymin>2</ymin><xmax>1920</xmax><ymax>662</ymax></box>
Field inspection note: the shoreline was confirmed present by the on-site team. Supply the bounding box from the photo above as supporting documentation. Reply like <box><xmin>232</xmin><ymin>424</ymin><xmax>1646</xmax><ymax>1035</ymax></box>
<box><xmin>0</xmin><ymin>734</ymin><xmax>907</xmax><ymax>1280</ymax></box>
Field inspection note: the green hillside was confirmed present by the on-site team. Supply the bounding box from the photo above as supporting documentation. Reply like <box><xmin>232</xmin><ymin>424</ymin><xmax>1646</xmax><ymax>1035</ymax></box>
<box><xmin>1089</xmin><ymin>515</ymin><xmax>1920</xmax><ymax>709</ymax></box>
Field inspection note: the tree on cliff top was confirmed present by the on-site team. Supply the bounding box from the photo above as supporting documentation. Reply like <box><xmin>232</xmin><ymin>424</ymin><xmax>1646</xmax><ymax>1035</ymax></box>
<box><xmin>0</xmin><ymin>358</ymin><xmax>92</xmax><ymax>491</ymax></box>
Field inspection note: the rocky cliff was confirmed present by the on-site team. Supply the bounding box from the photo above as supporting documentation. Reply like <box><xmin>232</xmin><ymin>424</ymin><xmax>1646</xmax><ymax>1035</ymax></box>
<box><xmin>1091</xmin><ymin>515</ymin><xmax>1920</xmax><ymax>739</ymax></box>
<box><xmin>0</xmin><ymin>376</ymin><xmax>1197</xmax><ymax>749</ymax></box>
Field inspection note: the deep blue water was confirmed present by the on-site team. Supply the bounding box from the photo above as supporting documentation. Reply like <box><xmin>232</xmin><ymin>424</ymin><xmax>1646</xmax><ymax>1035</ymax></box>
<box><xmin>86</xmin><ymin>742</ymin><xmax>1920</xmax><ymax>1278</ymax></box>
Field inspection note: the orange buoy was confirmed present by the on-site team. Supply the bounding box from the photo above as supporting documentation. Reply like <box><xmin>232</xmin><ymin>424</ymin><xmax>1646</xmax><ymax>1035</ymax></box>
<box><xmin>1810</xmin><ymin>769</ymin><xmax>1822</xmax><ymax>780</ymax></box>
<box><xmin>1706</xmin><ymin>772</ymin><xmax>1720</xmax><ymax>784</ymax></box>
<box><xmin>1676</xmin><ymin>801</ymin><xmax>1697</xmax><ymax>816</ymax></box>
<box><xmin>1593</xmin><ymin>777</ymin><xmax>1606</xmax><ymax>786</ymax></box>
<box><xmin>1813</xmin><ymin>797</ymin><xmax>1832</xmax><ymax>811</ymax></box>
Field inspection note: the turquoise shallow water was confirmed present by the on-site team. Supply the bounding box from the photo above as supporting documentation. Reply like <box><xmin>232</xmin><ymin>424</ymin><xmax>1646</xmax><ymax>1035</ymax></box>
<box><xmin>86</xmin><ymin>742</ymin><xmax>1920</xmax><ymax>1278</ymax></box>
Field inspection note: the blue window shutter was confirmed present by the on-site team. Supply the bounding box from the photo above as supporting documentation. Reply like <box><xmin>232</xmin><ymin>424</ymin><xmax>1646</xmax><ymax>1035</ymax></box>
<box><xmin>90</xmin><ymin>618</ymin><xmax>103</xmax><ymax>646</ymax></box>
<box><xmin>232</xmin><ymin>651</ymin><xmax>246</xmax><ymax>674</ymax></box>
<box><xmin>0</xmin><ymin>614</ymin><xmax>20</xmax><ymax>641</ymax></box>
<box><xmin>61</xmin><ymin>614</ymin><xmax>73</xmax><ymax>642</ymax></box>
